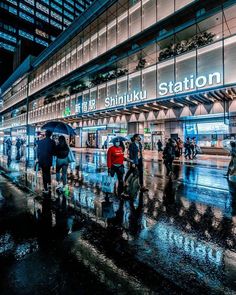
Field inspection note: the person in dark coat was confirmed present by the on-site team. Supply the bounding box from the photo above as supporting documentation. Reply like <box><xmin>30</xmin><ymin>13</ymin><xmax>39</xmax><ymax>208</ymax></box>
<box><xmin>125</xmin><ymin>134</ymin><xmax>148</xmax><ymax>192</ymax></box>
<box><xmin>157</xmin><ymin>139</ymin><xmax>163</xmax><ymax>152</ymax></box>
<box><xmin>163</xmin><ymin>138</ymin><xmax>175</xmax><ymax>177</ymax></box>
<box><xmin>37</xmin><ymin>130</ymin><xmax>56</xmax><ymax>193</ymax></box>
<box><xmin>55</xmin><ymin>135</ymin><xmax>70</xmax><ymax>188</ymax></box>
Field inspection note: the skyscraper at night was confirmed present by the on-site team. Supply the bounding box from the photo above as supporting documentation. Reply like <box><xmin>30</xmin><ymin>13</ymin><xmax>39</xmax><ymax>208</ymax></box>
<box><xmin>0</xmin><ymin>0</ymin><xmax>94</xmax><ymax>84</ymax></box>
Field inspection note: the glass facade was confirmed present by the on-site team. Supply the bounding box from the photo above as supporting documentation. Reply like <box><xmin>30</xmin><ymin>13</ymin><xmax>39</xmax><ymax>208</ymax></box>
<box><xmin>1</xmin><ymin>0</ymin><xmax>236</xmax><ymax>152</ymax></box>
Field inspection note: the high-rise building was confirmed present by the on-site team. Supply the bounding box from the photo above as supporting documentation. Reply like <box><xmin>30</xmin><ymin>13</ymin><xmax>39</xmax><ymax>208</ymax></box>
<box><xmin>1</xmin><ymin>0</ymin><xmax>236</xmax><ymax>155</ymax></box>
<box><xmin>0</xmin><ymin>0</ymin><xmax>94</xmax><ymax>84</ymax></box>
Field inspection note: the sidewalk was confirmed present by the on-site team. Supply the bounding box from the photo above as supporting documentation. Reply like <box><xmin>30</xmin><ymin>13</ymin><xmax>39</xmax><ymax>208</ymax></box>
<box><xmin>72</xmin><ymin>147</ymin><xmax>229</xmax><ymax>169</ymax></box>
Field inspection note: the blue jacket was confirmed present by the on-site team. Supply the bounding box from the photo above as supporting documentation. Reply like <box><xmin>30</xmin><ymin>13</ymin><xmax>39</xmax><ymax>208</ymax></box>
<box><xmin>37</xmin><ymin>137</ymin><xmax>56</xmax><ymax>167</ymax></box>
<box><xmin>128</xmin><ymin>142</ymin><xmax>143</xmax><ymax>165</ymax></box>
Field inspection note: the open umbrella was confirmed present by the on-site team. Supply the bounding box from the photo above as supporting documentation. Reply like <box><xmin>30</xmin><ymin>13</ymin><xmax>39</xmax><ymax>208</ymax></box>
<box><xmin>126</xmin><ymin>134</ymin><xmax>144</xmax><ymax>141</ymax></box>
<box><xmin>110</xmin><ymin>136</ymin><xmax>127</xmax><ymax>143</ymax></box>
<box><xmin>42</xmin><ymin>121</ymin><xmax>76</xmax><ymax>135</ymax></box>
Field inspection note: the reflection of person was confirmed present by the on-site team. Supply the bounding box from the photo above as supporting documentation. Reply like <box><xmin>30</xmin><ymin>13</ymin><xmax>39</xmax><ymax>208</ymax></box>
<box><xmin>107</xmin><ymin>138</ymin><xmax>125</xmax><ymax>197</ymax></box>
<box><xmin>37</xmin><ymin>130</ymin><xmax>56</xmax><ymax>194</ymax></box>
<box><xmin>129</xmin><ymin>192</ymin><xmax>143</xmax><ymax>236</ymax></box>
<box><xmin>55</xmin><ymin>135</ymin><xmax>70</xmax><ymax>189</ymax></box>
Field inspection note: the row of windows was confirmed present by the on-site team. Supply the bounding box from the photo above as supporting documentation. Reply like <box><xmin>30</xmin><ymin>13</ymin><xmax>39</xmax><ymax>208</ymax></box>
<box><xmin>64</xmin><ymin>10</ymin><xmax>73</xmax><ymax>20</ymax></box>
<box><xmin>35</xmin><ymin>37</ymin><xmax>48</xmax><ymax>47</ymax></box>
<box><xmin>6</xmin><ymin>0</ymin><xmax>17</xmax><ymax>6</ymax></box>
<box><xmin>0</xmin><ymin>41</ymin><xmax>15</xmax><ymax>52</ymax></box>
<box><xmin>19</xmin><ymin>11</ymin><xmax>34</xmax><ymax>23</ymax></box>
<box><xmin>35</xmin><ymin>11</ymin><xmax>49</xmax><ymax>22</ymax></box>
<box><xmin>50</xmin><ymin>19</ymin><xmax>62</xmax><ymax>29</ymax></box>
<box><xmin>24</xmin><ymin>0</ymin><xmax>34</xmax><ymax>5</ymax></box>
<box><xmin>29</xmin><ymin>0</ymin><xmax>197</xmax><ymax>96</ymax></box>
<box><xmin>19</xmin><ymin>2</ymin><xmax>34</xmax><ymax>14</ymax></box>
<box><xmin>64</xmin><ymin>19</ymin><xmax>72</xmax><ymax>26</ymax></box>
<box><xmin>51</xmin><ymin>2</ymin><xmax>62</xmax><ymax>13</ymax></box>
<box><xmin>0</xmin><ymin>22</ymin><xmax>16</xmax><ymax>33</ymax></box>
<box><xmin>64</xmin><ymin>2</ymin><xmax>74</xmax><ymax>13</ymax></box>
<box><xmin>19</xmin><ymin>29</ymin><xmax>34</xmax><ymax>41</ymax></box>
<box><xmin>0</xmin><ymin>31</ymin><xmax>17</xmax><ymax>43</ymax></box>
<box><xmin>51</xmin><ymin>11</ymin><xmax>62</xmax><ymax>22</ymax></box>
<box><xmin>36</xmin><ymin>2</ymin><xmax>49</xmax><ymax>14</ymax></box>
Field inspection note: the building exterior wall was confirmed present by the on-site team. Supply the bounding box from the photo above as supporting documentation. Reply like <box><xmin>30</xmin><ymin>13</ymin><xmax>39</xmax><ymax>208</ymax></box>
<box><xmin>1</xmin><ymin>0</ymin><xmax>236</xmax><ymax>152</ymax></box>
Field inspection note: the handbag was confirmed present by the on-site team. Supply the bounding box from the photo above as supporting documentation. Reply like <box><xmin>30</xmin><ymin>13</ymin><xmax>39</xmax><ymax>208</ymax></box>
<box><xmin>68</xmin><ymin>148</ymin><xmax>75</xmax><ymax>163</ymax></box>
<box><xmin>101</xmin><ymin>175</ymin><xmax>116</xmax><ymax>194</ymax></box>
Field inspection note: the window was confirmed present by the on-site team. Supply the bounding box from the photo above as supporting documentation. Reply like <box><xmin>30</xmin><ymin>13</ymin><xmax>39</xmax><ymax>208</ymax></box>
<box><xmin>2</xmin><ymin>24</ymin><xmax>16</xmax><ymax>33</ymax></box>
<box><xmin>35</xmin><ymin>29</ymin><xmax>48</xmax><ymax>38</ymax></box>
<box><xmin>41</xmin><ymin>0</ymin><xmax>49</xmax><ymax>4</ymax></box>
<box><xmin>19</xmin><ymin>3</ymin><xmax>34</xmax><ymax>14</ymax></box>
<box><xmin>25</xmin><ymin>0</ymin><xmax>35</xmax><ymax>5</ymax></box>
<box><xmin>0</xmin><ymin>42</ymin><xmax>15</xmax><ymax>51</ymax></box>
<box><xmin>35</xmin><ymin>37</ymin><xmax>48</xmax><ymax>46</ymax></box>
<box><xmin>51</xmin><ymin>11</ymin><xmax>62</xmax><ymax>22</ymax></box>
<box><xmin>36</xmin><ymin>3</ymin><xmax>49</xmax><ymax>14</ymax></box>
<box><xmin>0</xmin><ymin>31</ymin><xmax>17</xmax><ymax>43</ymax></box>
<box><xmin>64</xmin><ymin>3</ymin><xmax>74</xmax><ymax>13</ymax></box>
<box><xmin>50</xmin><ymin>19</ymin><xmax>62</xmax><ymax>29</ymax></box>
<box><xmin>19</xmin><ymin>12</ymin><xmax>34</xmax><ymax>23</ymax></box>
<box><xmin>64</xmin><ymin>19</ymin><xmax>71</xmax><ymax>26</ymax></box>
<box><xmin>36</xmin><ymin>12</ymin><xmax>49</xmax><ymax>22</ymax></box>
<box><xmin>64</xmin><ymin>11</ymin><xmax>73</xmax><ymax>20</ymax></box>
<box><xmin>6</xmin><ymin>0</ymin><xmax>17</xmax><ymax>6</ymax></box>
<box><xmin>19</xmin><ymin>29</ymin><xmax>34</xmax><ymax>41</ymax></box>
<box><xmin>65</xmin><ymin>0</ymin><xmax>74</xmax><ymax>5</ymax></box>
<box><xmin>9</xmin><ymin>6</ymin><xmax>17</xmax><ymax>15</ymax></box>
<box><xmin>51</xmin><ymin>3</ymin><xmax>62</xmax><ymax>13</ymax></box>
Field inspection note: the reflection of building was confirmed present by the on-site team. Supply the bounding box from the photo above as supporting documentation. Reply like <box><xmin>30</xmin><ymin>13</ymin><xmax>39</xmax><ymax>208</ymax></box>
<box><xmin>1</xmin><ymin>0</ymin><xmax>236</xmax><ymax>153</ymax></box>
<box><xmin>0</xmin><ymin>0</ymin><xmax>94</xmax><ymax>84</ymax></box>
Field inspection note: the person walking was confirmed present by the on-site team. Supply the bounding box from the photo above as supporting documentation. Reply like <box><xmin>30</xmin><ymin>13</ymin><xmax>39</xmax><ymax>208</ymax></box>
<box><xmin>107</xmin><ymin>138</ymin><xmax>125</xmax><ymax>197</ymax></box>
<box><xmin>190</xmin><ymin>137</ymin><xmax>197</xmax><ymax>159</ymax></box>
<box><xmin>125</xmin><ymin>134</ymin><xmax>148</xmax><ymax>192</ymax></box>
<box><xmin>163</xmin><ymin>138</ymin><xmax>175</xmax><ymax>177</ymax></box>
<box><xmin>55</xmin><ymin>135</ymin><xmax>70</xmax><ymax>189</ymax></box>
<box><xmin>157</xmin><ymin>139</ymin><xmax>163</xmax><ymax>152</ymax></box>
<box><xmin>37</xmin><ymin>130</ymin><xmax>56</xmax><ymax>194</ymax></box>
<box><xmin>226</xmin><ymin>141</ymin><xmax>236</xmax><ymax>178</ymax></box>
<box><xmin>184</xmin><ymin>137</ymin><xmax>192</xmax><ymax>160</ymax></box>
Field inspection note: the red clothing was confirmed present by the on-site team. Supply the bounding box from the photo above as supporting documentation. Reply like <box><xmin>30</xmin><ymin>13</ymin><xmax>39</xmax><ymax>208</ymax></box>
<box><xmin>107</xmin><ymin>146</ymin><xmax>124</xmax><ymax>168</ymax></box>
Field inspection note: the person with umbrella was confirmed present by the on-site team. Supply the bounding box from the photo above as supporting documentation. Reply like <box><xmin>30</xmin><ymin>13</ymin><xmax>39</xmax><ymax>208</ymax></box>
<box><xmin>107</xmin><ymin>137</ymin><xmax>126</xmax><ymax>197</ymax></box>
<box><xmin>37</xmin><ymin>130</ymin><xmax>56</xmax><ymax>194</ymax></box>
<box><xmin>55</xmin><ymin>135</ymin><xmax>70</xmax><ymax>190</ymax></box>
<box><xmin>125</xmin><ymin>134</ymin><xmax>148</xmax><ymax>192</ymax></box>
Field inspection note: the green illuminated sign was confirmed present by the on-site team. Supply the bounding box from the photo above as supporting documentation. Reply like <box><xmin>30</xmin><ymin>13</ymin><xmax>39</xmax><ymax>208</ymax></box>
<box><xmin>63</xmin><ymin>107</ymin><xmax>71</xmax><ymax>117</ymax></box>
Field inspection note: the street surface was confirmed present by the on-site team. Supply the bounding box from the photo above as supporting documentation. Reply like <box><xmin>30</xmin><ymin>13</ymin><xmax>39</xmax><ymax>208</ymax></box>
<box><xmin>0</xmin><ymin>147</ymin><xmax>236</xmax><ymax>294</ymax></box>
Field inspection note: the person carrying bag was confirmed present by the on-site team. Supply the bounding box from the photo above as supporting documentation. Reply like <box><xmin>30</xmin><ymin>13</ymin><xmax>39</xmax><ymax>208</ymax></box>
<box><xmin>55</xmin><ymin>135</ymin><xmax>70</xmax><ymax>189</ymax></box>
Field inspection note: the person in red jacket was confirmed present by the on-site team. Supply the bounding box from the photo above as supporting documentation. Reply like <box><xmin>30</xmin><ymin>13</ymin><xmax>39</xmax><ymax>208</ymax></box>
<box><xmin>107</xmin><ymin>138</ymin><xmax>125</xmax><ymax>197</ymax></box>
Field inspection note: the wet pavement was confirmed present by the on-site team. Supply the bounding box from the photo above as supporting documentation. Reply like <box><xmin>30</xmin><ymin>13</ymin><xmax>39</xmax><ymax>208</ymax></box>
<box><xmin>0</xmin><ymin>147</ymin><xmax>236</xmax><ymax>294</ymax></box>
